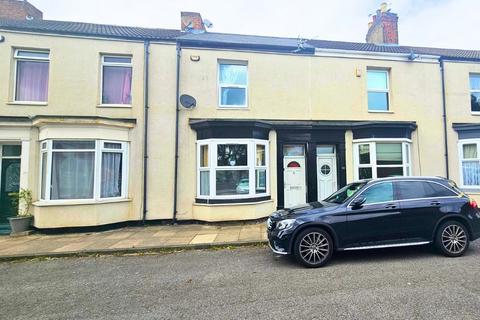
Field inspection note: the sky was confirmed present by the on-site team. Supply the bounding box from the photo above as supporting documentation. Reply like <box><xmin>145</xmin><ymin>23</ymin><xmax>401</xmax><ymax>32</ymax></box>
<box><xmin>28</xmin><ymin>0</ymin><xmax>479</xmax><ymax>50</ymax></box>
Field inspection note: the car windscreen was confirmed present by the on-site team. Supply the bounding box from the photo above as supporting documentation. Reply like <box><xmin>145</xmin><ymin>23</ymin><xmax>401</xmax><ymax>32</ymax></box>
<box><xmin>324</xmin><ymin>182</ymin><xmax>367</xmax><ymax>204</ymax></box>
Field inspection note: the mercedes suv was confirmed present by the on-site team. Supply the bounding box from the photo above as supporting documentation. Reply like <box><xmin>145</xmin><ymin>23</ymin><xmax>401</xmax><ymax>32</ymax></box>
<box><xmin>267</xmin><ymin>177</ymin><xmax>480</xmax><ymax>268</ymax></box>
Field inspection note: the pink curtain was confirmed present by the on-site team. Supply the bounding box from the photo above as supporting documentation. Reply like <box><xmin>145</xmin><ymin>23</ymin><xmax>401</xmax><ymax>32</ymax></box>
<box><xmin>102</xmin><ymin>66</ymin><xmax>132</xmax><ymax>104</ymax></box>
<box><xmin>16</xmin><ymin>61</ymin><xmax>49</xmax><ymax>102</ymax></box>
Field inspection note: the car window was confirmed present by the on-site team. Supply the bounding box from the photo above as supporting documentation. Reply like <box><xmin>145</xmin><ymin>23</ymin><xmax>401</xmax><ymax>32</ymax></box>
<box><xmin>324</xmin><ymin>182</ymin><xmax>366</xmax><ymax>204</ymax></box>
<box><xmin>359</xmin><ymin>182</ymin><xmax>394</xmax><ymax>205</ymax></box>
<box><xmin>396</xmin><ymin>181</ymin><xmax>457</xmax><ymax>200</ymax></box>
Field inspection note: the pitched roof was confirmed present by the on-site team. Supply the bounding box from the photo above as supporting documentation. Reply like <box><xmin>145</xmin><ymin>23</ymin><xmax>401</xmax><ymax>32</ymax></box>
<box><xmin>308</xmin><ymin>39</ymin><xmax>480</xmax><ymax>61</ymax></box>
<box><xmin>177</xmin><ymin>32</ymin><xmax>315</xmax><ymax>54</ymax></box>
<box><xmin>1</xmin><ymin>18</ymin><xmax>480</xmax><ymax>61</ymax></box>
<box><xmin>0</xmin><ymin>18</ymin><xmax>181</xmax><ymax>41</ymax></box>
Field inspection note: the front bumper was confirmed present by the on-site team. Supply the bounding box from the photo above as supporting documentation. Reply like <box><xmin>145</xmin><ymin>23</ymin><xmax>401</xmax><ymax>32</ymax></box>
<box><xmin>267</xmin><ymin>228</ymin><xmax>293</xmax><ymax>255</ymax></box>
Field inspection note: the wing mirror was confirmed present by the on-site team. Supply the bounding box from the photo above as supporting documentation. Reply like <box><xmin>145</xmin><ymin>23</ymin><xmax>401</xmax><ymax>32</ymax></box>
<box><xmin>351</xmin><ymin>197</ymin><xmax>366</xmax><ymax>209</ymax></box>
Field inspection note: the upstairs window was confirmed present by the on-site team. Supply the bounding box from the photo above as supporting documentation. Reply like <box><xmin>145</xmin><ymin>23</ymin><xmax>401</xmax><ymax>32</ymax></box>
<box><xmin>218</xmin><ymin>62</ymin><xmax>248</xmax><ymax>107</ymax></box>
<box><xmin>469</xmin><ymin>74</ymin><xmax>480</xmax><ymax>112</ymax></box>
<box><xmin>14</xmin><ymin>49</ymin><xmax>50</xmax><ymax>102</ymax></box>
<box><xmin>367</xmin><ymin>69</ymin><xmax>389</xmax><ymax>111</ymax></box>
<box><xmin>101</xmin><ymin>55</ymin><xmax>132</xmax><ymax>105</ymax></box>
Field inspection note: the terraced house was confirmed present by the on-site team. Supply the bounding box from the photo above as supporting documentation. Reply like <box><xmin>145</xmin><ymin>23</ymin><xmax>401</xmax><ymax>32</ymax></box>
<box><xmin>1</xmin><ymin>3</ymin><xmax>480</xmax><ymax>232</ymax></box>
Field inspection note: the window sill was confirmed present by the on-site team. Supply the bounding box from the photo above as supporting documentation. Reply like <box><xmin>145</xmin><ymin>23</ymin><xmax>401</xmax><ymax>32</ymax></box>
<box><xmin>195</xmin><ymin>196</ymin><xmax>271</xmax><ymax>205</ymax></box>
<box><xmin>7</xmin><ymin>101</ymin><xmax>47</xmax><ymax>106</ymax></box>
<box><xmin>368</xmin><ymin>110</ymin><xmax>394</xmax><ymax>114</ymax></box>
<box><xmin>34</xmin><ymin>198</ymin><xmax>132</xmax><ymax>207</ymax></box>
<box><xmin>470</xmin><ymin>112</ymin><xmax>480</xmax><ymax>116</ymax></box>
<box><xmin>97</xmin><ymin>104</ymin><xmax>132</xmax><ymax>108</ymax></box>
<box><xmin>217</xmin><ymin>106</ymin><xmax>249</xmax><ymax>110</ymax></box>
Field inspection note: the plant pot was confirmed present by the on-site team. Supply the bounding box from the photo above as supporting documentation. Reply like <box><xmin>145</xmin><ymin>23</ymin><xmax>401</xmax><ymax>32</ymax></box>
<box><xmin>8</xmin><ymin>216</ymin><xmax>33</xmax><ymax>234</ymax></box>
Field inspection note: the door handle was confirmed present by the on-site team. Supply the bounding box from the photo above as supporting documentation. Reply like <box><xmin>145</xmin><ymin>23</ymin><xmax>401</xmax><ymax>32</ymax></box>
<box><xmin>430</xmin><ymin>201</ymin><xmax>441</xmax><ymax>206</ymax></box>
<box><xmin>385</xmin><ymin>204</ymin><xmax>397</xmax><ymax>209</ymax></box>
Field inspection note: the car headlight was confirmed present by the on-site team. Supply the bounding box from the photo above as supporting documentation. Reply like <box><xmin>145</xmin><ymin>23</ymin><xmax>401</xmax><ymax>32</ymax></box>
<box><xmin>277</xmin><ymin>219</ymin><xmax>296</xmax><ymax>231</ymax></box>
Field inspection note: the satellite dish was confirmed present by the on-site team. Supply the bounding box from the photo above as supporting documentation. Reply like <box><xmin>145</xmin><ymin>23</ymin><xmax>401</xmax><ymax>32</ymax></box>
<box><xmin>180</xmin><ymin>94</ymin><xmax>197</xmax><ymax>109</ymax></box>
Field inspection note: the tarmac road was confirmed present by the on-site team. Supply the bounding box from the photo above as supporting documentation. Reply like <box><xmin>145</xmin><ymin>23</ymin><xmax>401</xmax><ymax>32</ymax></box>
<box><xmin>1</xmin><ymin>241</ymin><xmax>479</xmax><ymax>320</ymax></box>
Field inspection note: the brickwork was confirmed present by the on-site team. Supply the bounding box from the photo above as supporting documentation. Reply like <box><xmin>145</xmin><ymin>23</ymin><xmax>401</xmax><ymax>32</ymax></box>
<box><xmin>366</xmin><ymin>4</ymin><xmax>398</xmax><ymax>45</ymax></box>
<box><xmin>0</xmin><ymin>0</ymin><xmax>42</xmax><ymax>20</ymax></box>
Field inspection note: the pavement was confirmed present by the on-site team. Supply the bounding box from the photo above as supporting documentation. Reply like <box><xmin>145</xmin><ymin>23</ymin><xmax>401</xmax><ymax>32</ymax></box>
<box><xmin>1</xmin><ymin>241</ymin><xmax>479</xmax><ymax>320</ymax></box>
<box><xmin>0</xmin><ymin>222</ymin><xmax>267</xmax><ymax>260</ymax></box>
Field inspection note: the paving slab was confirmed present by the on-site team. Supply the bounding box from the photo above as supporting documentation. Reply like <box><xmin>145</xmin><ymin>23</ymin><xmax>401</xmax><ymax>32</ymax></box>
<box><xmin>0</xmin><ymin>221</ymin><xmax>267</xmax><ymax>260</ymax></box>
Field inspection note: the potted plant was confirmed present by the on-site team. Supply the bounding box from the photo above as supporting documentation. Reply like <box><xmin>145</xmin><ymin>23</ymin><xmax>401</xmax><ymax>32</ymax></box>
<box><xmin>7</xmin><ymin>189</ymin><xmax>33</xmax><ymax>234</ymax></box>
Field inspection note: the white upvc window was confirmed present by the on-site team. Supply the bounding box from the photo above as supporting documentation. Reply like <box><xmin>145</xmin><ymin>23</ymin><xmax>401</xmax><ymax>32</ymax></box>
<box><xmin>367</xmin><ymin>69</ymin><xmax>390</xmax><ymax>112</ymax></box>
<box><xmin>13</xmin><ymin>49</ymin><xmax>50</xmax><ymax>103</ymax></box>
<box><xmin>458</xmin><ymin>139</ymin><xmax>480</xmax><ymax>188</ymax></box>
<box><xmin>353</xmin><ymin>139</ymin><xmax>411</xmax><ymax>180</ymax></box>
<box><xmin>40</xmin><ymin>140</ymin><xmax>128</xmax><ymax>201</ymax></box>
<box><xmin>196</xmin><ymin>139</ymin><xmax>269</xmax><ymax>199</ymax></box>
<box><xmin>469</xmin><ymin>74</ymin><xmax>480</xmax><ymax>113</ymax></box>
<box><xmin>100</xmin><ymin>55</ymin><xmax>133</xmax><ymax>105</ymax></box>
<box><xmin>218</xmin><ymin>61</ymin><xmax>248</xmax><ymax>108</ymax></box>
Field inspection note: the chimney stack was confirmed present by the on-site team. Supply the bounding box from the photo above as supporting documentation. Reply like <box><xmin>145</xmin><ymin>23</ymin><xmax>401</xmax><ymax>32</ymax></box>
<box><xmin>0</xmin><ymin>0</ymin><xmax>43</xmax><ymax>20</ymax></box>
<box><xmin>181</xmin><ymin>12</ymin><xmax>206</xmax><ymax>34</ymax></box>
<box><xmin>366</xmin><ymin>2</ymin><xmax>398</xmax><ymax>45</ymax></box>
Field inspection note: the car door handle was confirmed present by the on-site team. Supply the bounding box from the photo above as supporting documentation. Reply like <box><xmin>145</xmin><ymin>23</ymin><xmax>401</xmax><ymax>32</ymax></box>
<box><xmin>385</xmin><ymin>204</ymin><xmax>397</xmax><ymax>209</ymax></box>
<box><xmin>430</xmin><ymin>201</ymin><xmax>441</xmax><ymax>206</ymax></box>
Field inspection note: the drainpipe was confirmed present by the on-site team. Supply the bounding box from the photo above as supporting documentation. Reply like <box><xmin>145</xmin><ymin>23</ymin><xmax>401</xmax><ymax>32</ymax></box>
<box><xmin>439</xmin><ymin>58</ymin><xmax>450</xmax><ymax>179</ymax></box>
<box><xmin>172</xmin><ymin>42</ymin><xmax>181</xmax><ymax>224</ymax></box>
<box><xmin>142</xmin><ymin>40</ymin><xmax>150</xmax><ymax>224</ymax></box>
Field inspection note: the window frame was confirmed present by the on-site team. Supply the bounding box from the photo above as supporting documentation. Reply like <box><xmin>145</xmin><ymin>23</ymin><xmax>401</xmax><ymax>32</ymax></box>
<box><xmin>353</xmin><ymin>139</ymin><xmax>411</xmax><ymax>180</ymax></box>
<box><xmin>39</xmin><ymin>139</ymin><xmax>129</xmax><ymax>202</ymax></box>
<box><xmin>217</xmin><ymin>61</ymin><xmax>248</xmax><ymax>108</ymax></box>
<box><xmin>367</xmin><ymin>69</ymin><xmax>390</xmax><ymax>112</ymax></box>
<box><xmin>99</xmin><ymin>54</ymin><xmax>133</xmax><ymax>107</ymax></box>
<box><xmin>13</xmin><ymin>48</ymin><xmax>50</xmax><ymax>104</ymax></box>
<box><xmin>196</xmin><ymin>139</ymin><xmax>269</xmax><ymax>200</ymax></box>
<box><xmin>458</xmin><ymin>139</ymin><xmax>480</xmax><ymax>189</ymax></box>
<box><xmin>469</xmin><ymin>73</ymin><xmax>480</xmax><ymax>114</ymax></box>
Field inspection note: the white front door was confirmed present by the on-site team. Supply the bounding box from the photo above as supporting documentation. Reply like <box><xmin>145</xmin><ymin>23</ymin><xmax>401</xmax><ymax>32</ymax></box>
<box><xmin>283</xmin><ymin>156</ymin><xmax>306</xmax><ymax>208</ymax></box>
<box><xmin>317</xmin><ymin>155</ymin><xmax>337</xmax><ymax>200</ymax></box>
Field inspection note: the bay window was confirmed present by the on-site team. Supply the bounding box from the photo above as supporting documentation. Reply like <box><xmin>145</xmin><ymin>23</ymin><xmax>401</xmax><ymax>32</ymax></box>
<box><xmin>101</xmin><ymin>55</ymin><xmax>132</xmax><ymax>105</ymax></box>
<box><xmin>40</xmin><ymin>140</ymin><xmax>128</xmax><ymax>201</ymax></box>
<box><xmin>354</xmin><ymin>140</ymin><xmax>411</xmax><ymax>180</ymax></box>
<box><xmin>458</xmin><ymin>140</ymin><xmax>480</xmax><ymax>188</ymax></box>
<box><xmin>197</xmin><ymin>139</ymin><xmax>269</xmax><ymax>200</ymax></box>
<box><xmin>14</xmin><ymin>49</ymin><xmax>50</xmax><ymax>102</ymax></box>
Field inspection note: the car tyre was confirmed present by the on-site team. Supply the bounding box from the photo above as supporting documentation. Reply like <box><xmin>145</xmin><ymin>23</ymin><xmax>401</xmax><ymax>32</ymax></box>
<box><xmin>294</xmin><ymin>228</ymin><xmax>333</xmax><ymax>268</ymax></box>
<box><xmin>435</xmin><ymin>221</ymin><xmax>470</xmax><ymax>257</ymax></box>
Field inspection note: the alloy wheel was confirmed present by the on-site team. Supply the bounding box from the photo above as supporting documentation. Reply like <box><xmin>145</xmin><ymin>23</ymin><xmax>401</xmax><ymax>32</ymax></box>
<box><xmin>441</xmin><ymin>224</ymin><xmax>467</xmax><ymax>254</ymax></box>
<box><xmin>299</xmin><ymin>232</ymin><xmax>330</xmax><ymax>265</ymax></box>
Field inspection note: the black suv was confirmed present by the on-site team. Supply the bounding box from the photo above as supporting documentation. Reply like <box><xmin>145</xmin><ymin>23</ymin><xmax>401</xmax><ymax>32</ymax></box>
<box><xmin>267</xmin><ymin>177</ymin><xmax>480</xmax><ymax>268</ymax></box>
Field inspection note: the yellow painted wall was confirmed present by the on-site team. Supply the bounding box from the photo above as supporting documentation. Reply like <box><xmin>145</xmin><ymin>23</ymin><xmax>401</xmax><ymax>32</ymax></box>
<box><xmin>443</xmin><ymin>61</ymin><xmax>480</xmax><ymax>200</ymax></box>
<box><xmin>0</xmin><ymin>31</ymin><xmax>154</xmax><ymax>227</ymax></box>
<box><xmin>172</xmin><ymin>48</ymin><xmax>448</xmax><ymax>221</ymax></box>
<box><xmin>2</xmin><ymin>29</ymin><xmax>479</xmax><ymax>227</ymax></box>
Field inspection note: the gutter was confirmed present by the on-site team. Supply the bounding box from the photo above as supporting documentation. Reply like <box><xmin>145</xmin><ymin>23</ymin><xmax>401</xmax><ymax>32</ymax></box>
<box><xmin>439</xmin><ymin>58</ymin><xmax>450</xmax><ymax>178</ymax></box>
<box><xmin>142</xmin><ymin>40</ymin><xmax>150</xmax><ymax>224</ymax></box>
<box><xmin>173</xmin><ymin>42</ymin><xmax>181</xmax><ymax>224</ymax></box>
